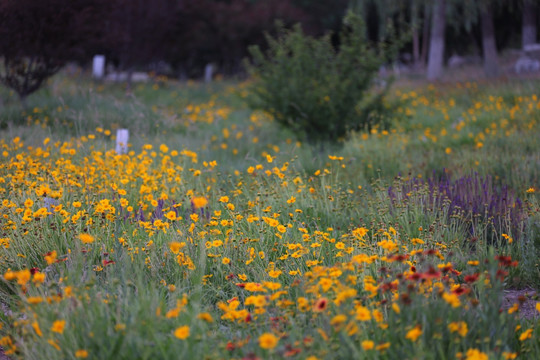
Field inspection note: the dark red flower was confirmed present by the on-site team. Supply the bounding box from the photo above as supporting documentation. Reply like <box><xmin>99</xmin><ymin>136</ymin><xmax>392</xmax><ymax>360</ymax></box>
<box><xmin>389</xmin><ymin>254</ymin><xmax>409</xmax><ymax>262</ymax></box>
<box><xmin>496</xmin><ymin>269</ymin><xmax>509</xmax><ymax>281</ymax></box>
<box><xmin>284</xmin><ymin>346</ymin><xmax>302</xmax><ymax>357</ymax></box>
<box><xmin>464</xmin><ymin>273</ymin><xmax>479</xmax><ymax>283</ymax></box>
<box><xmin>452</xmin><ymin>285</ymin><xmax>469</xmax><ymax>296</ymax></box>
<box><xmin>423</xmin><ymin>266</ymin><xmax>441</xmax><ymax>279</ymax></box>
<box><xmin>408</xmin><ymin>272</ymin><xmax>423</xmax><ymax>281</ymax></box>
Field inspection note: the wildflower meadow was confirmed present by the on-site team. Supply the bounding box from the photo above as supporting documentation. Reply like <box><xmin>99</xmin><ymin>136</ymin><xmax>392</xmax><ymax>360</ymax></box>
<box><xmin>0</xmin><ymin>74</ymin><xmax>538</xmax><ymax>359</ymax></box>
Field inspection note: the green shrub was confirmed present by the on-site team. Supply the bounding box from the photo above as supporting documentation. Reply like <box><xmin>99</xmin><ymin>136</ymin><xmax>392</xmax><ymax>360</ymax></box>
<box><xmin>246</xmin><ymin>12</ymin><xmax>397</xmax><ymax>144</ymax></box>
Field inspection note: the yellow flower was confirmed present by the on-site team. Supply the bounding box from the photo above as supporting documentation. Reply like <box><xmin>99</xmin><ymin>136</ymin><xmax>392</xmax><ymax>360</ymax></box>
<box><xmin>191</xmin><ymin>196</ymin><xmax>208</xmax><ymax>209</ymax></box>
<box><xmin>32</xmin><ymin>321</ymin><xmax>42</xmax><ymax>337</ymax></box>
<box><xmin>375</xmin><ymin>342</ymin><xmax>390</xmax><ymax>351</ymax></box>
<box><xmin>526</xmin><ymin>187</ymin><xmax>535</xmax><ymax>193</ymax></box>
<box><xmin>33</xmin><ymin>272</ymin><xmax>46</xmax><ymax>284</ymax></box>
<box><xmin>45</xmin><ymin>250</ymin><xmax>57</xmax><ymax>265</ymax></box>
<box><xmin>330</xmin><ymin>314</ymin><xmax>347</xmax><ymax>327</ymax></box>
<box><xmin>197</xmin><ymin>312</ymin><xmax>214</xmax><ymax>323</ymax></box>
<box><xmin>219</xmin><ymin>196</ymin><xmax>229</xmax><ymax>203</ymax></box>
<box><xmin>268</xmin><ymin>269</ymin><xmax>282</xmax><ymax>278</ymax></box>
<box><xmin>465</xmin><ymin>348</ymin><xmax>488</xmax><ymax>360</ymax></box>
<box><xmin>361</xmin><ymin>340</ymin><xmax>375</xmax><ymax>350</ymax></box>
<box><xmin>79</xmin><ymin>233</ymin><xmax>94</xmax><ymax>244</ymax></box>
<box><xmin>405</xmin><ymin>326</ymin><xmax>422</xmax><ymax>342</ymax></box>
<box><xmin>258</xmin><ymin>332</ymin><xmax>278</xmax><ymax>350</ymax></box>
<box><xmin>519</xmin><ymin>328</ymin><xmax>533</xmax><ymax>341</ymax></box>
<box><xmin>27</xmin><ymin>296</ymin><xmax>43</xmax><ymax>305</ymax></box>
<box><xmin>164</xmin><ymin>211</ymin><xmax>177</xmax><ymax>221</ymax></box>
<box><xmin>174</xmin><ymin>325</ymin><xmax>190</xmax><ymax>340</ymax></box>
<box><xmin>448</xmin><ymin>321</ymin><xmax>468</xmax><ymax>337</ymax></box>
<box><xmin>51</xmin><ymin>320</ymin><xmax>65</xmax><ymax>334</ymax></box>
<box><xmin>15</xmin><ymin>269</ymin><xmax>31</xmax><ymax>286</ymax></box>
<box><xmin>442</xmin><ymin>292</ymin><xmax>461</xmax><ymax>308</ymax></box>
<box><xmin>502</xmin><ymin>352</ymin><xmax>518</xmax><ymax>360</ymax></box>
<box><xmin>222</xmin><ymin>257</ymin><xmax>231</xmax><ymax>265</ymax></box>
<box><xmin>169</xmin><ymin>241</ymin><xmax>184</xmax><ymax>254</ymax></box>
<box><xmin>75</xmin><ymin>350</ymin><xmax>89</xmax><ymax>358</ymax></box>
<box><xmin>355</xmin><ymin>306</ymin><xmax>372</xmax><ymax>321</ymax></box>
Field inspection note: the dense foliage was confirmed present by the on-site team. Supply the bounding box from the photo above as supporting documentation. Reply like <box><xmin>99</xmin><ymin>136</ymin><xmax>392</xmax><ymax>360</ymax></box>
<box><xmin>246</xmin><ymin>13</ymin><xmax>397</xmax><ymax>144</ymax></box>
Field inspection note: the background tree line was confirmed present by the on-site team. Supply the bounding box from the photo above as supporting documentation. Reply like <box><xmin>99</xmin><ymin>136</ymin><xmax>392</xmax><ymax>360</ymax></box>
<box><xmin>0</xmin><ymin>0</ymin><xmax>537</xmax><ymax>102</ymax></box>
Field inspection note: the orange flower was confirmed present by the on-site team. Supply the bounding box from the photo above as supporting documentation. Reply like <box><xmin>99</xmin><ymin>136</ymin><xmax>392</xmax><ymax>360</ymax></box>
<box><xmin>405</xmin><ymin>326</ymin><xmax>422</xmax><ymax>342</ymax></box>
<box><xmin>191</xmin><ymin>196</ymin><xmax>208</xmax><ymax>209</ymax></box>
<box><xmin>174</xmin><ymin>325</ymin><xmax>190</xmax><ymax>340</ymax></box>
<box><xmin>259</xmin><ymin>333</ymin><xmax>278</xmax><ymax>349</ymax></box>
<box><xmin>79</xmin><ymin>233</ymin><xmax>94</xmax><ymax>244</ymax></box>
<box><xmin>51</xmin><ymin>320</ymin><xmax>65</xmax><ymax>334</ymax></box>
<box><xmin>313</xmin><ymin>298</ymin><xmax>328</xmax><ymax>313</ymax></box>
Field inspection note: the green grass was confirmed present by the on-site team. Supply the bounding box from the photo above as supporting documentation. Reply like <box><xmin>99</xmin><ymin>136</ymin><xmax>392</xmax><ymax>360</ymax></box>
<box><xmin>0</xmin><ymin>72</ymin><xmax>538</xmax><ymax>359</ymax></box>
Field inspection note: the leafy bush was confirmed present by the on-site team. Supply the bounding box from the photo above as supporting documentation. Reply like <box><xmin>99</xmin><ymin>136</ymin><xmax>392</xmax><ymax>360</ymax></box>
<box><xmin>245</xmin><ymin>11</ymin><xmax>397</xmax><ymax>144</ymax></box>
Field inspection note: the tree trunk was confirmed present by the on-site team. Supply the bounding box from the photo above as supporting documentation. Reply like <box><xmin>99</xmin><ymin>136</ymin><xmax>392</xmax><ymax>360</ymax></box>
<box><xmin>523</xmin><ymin>0</ymin><xmax>537</xmax><ymax>48</ymax></box>
<box><xmin>481</xmin><ymin>4</ymin><xmax>498</xmax><ymax>78</ymax></box>
<box><xmin>427</xmin><ymin>0</ymin><xmax>446</xmax><ymax>81</ymax></box>
<box><xmin>17</xmin><ymin>93</ymin><xmax>28</xmax><ymax>112</ymax></box>
<box><xmin>412</xmin><ymin>0</ymin><xmax>420</xmax><ymax>67</ymax></box>
<box><xmin>421</xmin><ymin>3</ymin><xmax>430</xmax><ymax>66</ymax></box>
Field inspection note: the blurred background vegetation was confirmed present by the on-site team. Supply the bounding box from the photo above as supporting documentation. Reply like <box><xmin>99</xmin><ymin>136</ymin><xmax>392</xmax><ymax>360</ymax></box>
<box><xmin>0</xmin><ymin>0</ymin><xmax>536</xmax><ymax>90</ymax></box>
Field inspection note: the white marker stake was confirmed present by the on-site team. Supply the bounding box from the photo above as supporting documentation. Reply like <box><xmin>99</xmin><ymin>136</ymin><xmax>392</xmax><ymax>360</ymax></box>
<box><xmin>92</xmin><ymin>55</ymin><xmax>105</xmax><ymax>79</ymax></box>
<box><xmin>116</xmin><ymin>129</ymin><xmax>129</xmax><ymax>154</ymax></box>
<box><xmin>204</xmin><ymin>63</ymin><xmax>213</xmax><ymax>83</ymax></box>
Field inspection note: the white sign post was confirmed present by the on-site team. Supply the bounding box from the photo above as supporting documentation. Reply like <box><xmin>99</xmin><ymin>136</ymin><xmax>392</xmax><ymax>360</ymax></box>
<box><xmin>204</xmin><ymin>63</ymin><xmax>213</xmax><ymax>83</ymax></box>
<box><xmin>92</xmin><ymin>55</ymin><xmax>105</xmax><ymax>79</ymax></box>
<box><xmin>116</xmin><ymin>129</ymin><xmax>129</xmax><ymax>154</ymax></box>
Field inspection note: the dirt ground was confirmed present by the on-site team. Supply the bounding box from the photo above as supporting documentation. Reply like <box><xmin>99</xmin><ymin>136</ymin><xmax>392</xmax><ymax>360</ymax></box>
<box><xmin>501</xmin><ymin>288</ymin><xmax>539</xmax><ymax>320</ymax></box>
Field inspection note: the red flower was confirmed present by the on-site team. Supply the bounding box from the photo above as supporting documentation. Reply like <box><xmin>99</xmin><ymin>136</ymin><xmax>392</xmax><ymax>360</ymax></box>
<box><xmin>389</xmin><ymin>254</ymin><xmax>409</xmax><ymax>262</ymax></box>
<box><xmin>408</xmin><ymin>273</ymin><xmax>424</xmax><ymax>281</ymax></box>
<box><xmin>284</xmin><ymin>346</ymin><xmax>302</xmax><ymax>357</ymax></box>
<box><xmin>496</xmin><ymin>269</ymin><xmax>508</xmax><ymax>281</ymax></box>
<box><xmin>464</xmin><ymin>273</ymin><xmax>479</xmax><ymax>283</ymax></box>
<box><xmin>423</xmin><ymin>266</ymin><xmax>441</xmax><ymax>279</ymax></box>
<box><xmin>451</xmin><ymin>285</ymin><xmax>469</xmax><ymax>296</ymax></box>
